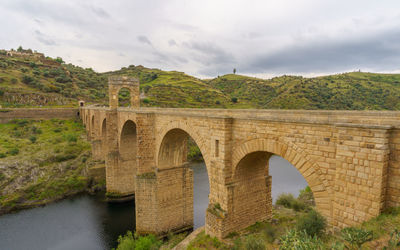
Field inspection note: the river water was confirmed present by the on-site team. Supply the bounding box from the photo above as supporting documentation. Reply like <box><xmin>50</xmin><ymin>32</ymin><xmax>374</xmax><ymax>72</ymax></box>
<box><xmin>0</xmin><ymin>156</ymin><xmax>307</xmax><ymax>250</ymax></box>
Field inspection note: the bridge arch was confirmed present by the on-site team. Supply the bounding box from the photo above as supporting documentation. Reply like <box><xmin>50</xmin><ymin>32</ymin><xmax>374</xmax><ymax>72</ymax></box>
<box><xmin>231</xmin><ymin>138</ymin><xmax>332</xmax><ymax>225</ymax></box>
<box><xmin>119</xmin><ymin>120</ymin><xmax>137</xmax><ymax>161</ymax></box>
<box><xmin>156</xmin><ymin>124</ymin><xmax>211</xmax><ymax>231</ymax></box>
<box><xmin>156</xmin><ymin>121</ymin><xmax>210</xmax><ymax>171</ymax></box>
<box><xmin>107</xmin><ymin>119</ymin><xmax>137</xmax><ymax>195</ymax></box>
<box><xmin>101</xmin><ymin>118</ymin><xmax>107</xmax><ymax>155</ymax></box>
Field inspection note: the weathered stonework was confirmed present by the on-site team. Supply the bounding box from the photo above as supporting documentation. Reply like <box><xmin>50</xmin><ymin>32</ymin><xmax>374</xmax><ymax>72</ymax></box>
<box><xmin>80</xmin><ymin>77</ymin><xmax>400</xmax><ymax>238</ymax></box>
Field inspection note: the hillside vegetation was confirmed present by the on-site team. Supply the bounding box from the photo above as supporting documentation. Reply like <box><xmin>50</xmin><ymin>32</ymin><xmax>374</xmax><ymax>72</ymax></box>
<box><xmin>0</xmin><ymin>119</ymin><xmax>94</xmax><ymax>214</ymax></box>
<box><xmin>1</xmin><ymin>48</ymin><xmax>400</xmax><ymax>110</ymax></box>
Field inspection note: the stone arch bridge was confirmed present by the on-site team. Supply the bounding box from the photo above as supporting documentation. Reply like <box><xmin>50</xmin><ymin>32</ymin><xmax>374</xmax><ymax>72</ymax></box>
<box><xmin>81</xmin><ymin>76</ymin><xmax>400</xmax><ymax>238</ymax></box>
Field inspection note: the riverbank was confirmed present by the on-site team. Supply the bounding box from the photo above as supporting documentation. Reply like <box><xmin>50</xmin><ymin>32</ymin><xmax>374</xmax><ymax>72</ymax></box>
<box><xmin>114</xmin><ymin>189</ymin><xmax>400</xmax><ymax>249</ymax></box>
<box><xmin>0</xmin><ymin>118</ymin><xmax>105</xmax><ymax>215</ymax></box>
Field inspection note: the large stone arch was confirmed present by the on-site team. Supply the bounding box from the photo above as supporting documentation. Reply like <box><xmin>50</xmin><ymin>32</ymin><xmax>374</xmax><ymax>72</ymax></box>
<box><xmin>154</xmin><ymin>121</ymin><xmax>211</xmax><ymax>233</ymax></box>
<box><xmin>156</xmin><ymin>120</ymin><xmax>210</xmax><ymax>171</ymax></box>
<box><xmin>107</xmin><ymin>119</ymin><xmax>137</xmax><ymax>196</ymax></box>
<box><xmin>231</xmin><ymin>138</ymin><xmax>332</xmax><ymax>222</ymax></box>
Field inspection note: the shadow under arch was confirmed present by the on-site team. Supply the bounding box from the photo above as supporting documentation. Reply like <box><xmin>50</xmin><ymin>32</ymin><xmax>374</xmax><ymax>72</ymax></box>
<box><xmin>231</xmin><ymin>138</ymin><xmax>332</xmax><ymax>229</ymax></box>
<box><xmin>101</xmin><ymin>118</ymin><xmax>107</xmax><ymax>156</ymax></box>
<box><xmin>156</xmin><ymin>127</ymin><xmax>210</xmax><ymax>232</ymax></box>
<box><xmin>156</xmin><ymin>121</ymin><xmax>210</xmax><ymax>173</ymax></box>
<box><xmin>108</xmin><ymin>119</ymin><xmax>137</xmax><ymax>196</ymax></box>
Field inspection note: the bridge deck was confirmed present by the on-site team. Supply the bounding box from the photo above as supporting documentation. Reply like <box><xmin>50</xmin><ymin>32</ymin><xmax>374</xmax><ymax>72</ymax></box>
<box><xmin>83</xmin><ymin>106</ymin><xmax>400</xmax><ymax>128</ymax></box>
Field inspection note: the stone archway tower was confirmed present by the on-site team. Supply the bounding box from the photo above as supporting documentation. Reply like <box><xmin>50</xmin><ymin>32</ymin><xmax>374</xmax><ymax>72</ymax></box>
<box><xmin>108</xmin><ymin>76</ymin><xmax>140</xmax><ymax>108</ymax></box>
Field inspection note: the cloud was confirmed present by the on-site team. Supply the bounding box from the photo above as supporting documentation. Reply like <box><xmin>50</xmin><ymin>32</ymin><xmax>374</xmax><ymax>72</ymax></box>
<box><xmin>87</xmin><ymin>5</ymin><xmax>110</xmax><ymax>19</ymax></box>
<box><xmin>243</xmin><ymin>28</ymin><xmax>400</xmax><ymax>74</ymax></box>
<box><xmin>183</xmin><ymin>40</ymin><xmax>235</xmax><ymax>65</ymax></box>
<box><xmin>34</xmin><ymin>30</ymin><xmax>57</xmax><ymax>46</ymax></box>
<box><xmin>168</xmin><ymin>39</ymin><xmax>177</xmax><ymax>46</ymax></box>
<box><xmin>2</xmin><ymin>0</ymin><xmax>400</xmax><ymax>77</ymax></box>
<box><xmin>137</xmin><ymin>35</ymin><xmax>152</xmax><ymax>46</ymax></box>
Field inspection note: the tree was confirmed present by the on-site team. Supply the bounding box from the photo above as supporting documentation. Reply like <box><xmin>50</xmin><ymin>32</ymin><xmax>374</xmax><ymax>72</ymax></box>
<box><xmin>17</xmin><ymin>46</ymin><xmax>23</xmax><ymax>52</ymax></box>
<box><xmin>233</xmin><ymin>68</ymin><xmax>237</xmax><ymax>74</ymax></box>
<box><xmin>55</xmin><ymin>57</ymin><xmax>64</xmax><ymax>64</ymax></box>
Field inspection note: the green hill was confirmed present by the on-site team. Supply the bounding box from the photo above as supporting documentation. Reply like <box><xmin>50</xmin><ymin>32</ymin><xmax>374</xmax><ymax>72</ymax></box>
<box><xmin>1</xmin><ymin>48</ymin><xmax>400</xmax><ymax>110</ymax></box>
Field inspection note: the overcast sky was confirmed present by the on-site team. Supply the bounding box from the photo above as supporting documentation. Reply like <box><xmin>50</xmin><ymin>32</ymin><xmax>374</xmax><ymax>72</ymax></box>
<box><xmin>1</xmin><ymin>0</ymin><xmax>400</xmax><ymax>78</ymax></box>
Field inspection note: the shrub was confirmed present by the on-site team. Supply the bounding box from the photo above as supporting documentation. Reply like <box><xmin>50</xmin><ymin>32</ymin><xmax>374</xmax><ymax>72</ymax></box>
<box><xmin>276</xmin><ymin>193</ymin><xmax>296</xmax><ymax>208</ymax></box>
<box><xmin>341</xmin><ymin>227</ymin><xmax>373</xmax><ymax>249</ymax></box>
<box><xmin>115</xmin><ymin>231</ymin><xmax>161</xmax><ymax>250</ymax></box>
<box><xmin>263</xmin><ymin>225</ymin><xmax>276</xmax><ymax>244</ymax></box>
<box><xmin>298</xmin><ymin>186</ymin><xmax>315</xmax><ymax>206</ymax></box>
<box><xmin>0</xmin><ymin>89</ymin><xmax>3</xmax><ymax>96</ymax></box>
<box><xmin>215</xmin><ymin>100</ymin><xmax>221</xmax><ymax>105</ymax></box>
<box><xmin>11</xmin><ymin>78</ymin><xmax>18</xmax><ymax>84</ymax></box>
<box><xmin>9</xmin><ymin>148</ymin><xmax>19</xmax><ymax>156</ymax></box>
<box><xmin>142</xmin><ymin>98</ymin><xmax>150</xmax><ymax>104</ymax></box>
<box><xmin>385</xmin><ymin>229</ymin><xmax>400</xmax><ymax>249</ymax></box>
<box><xmin>0</xmin><ymin>153</ymin><xmax>6</xmax><ymax>158</ymax></box>
<box><xmin>22</xmin><ymin>75</ymin><xmax>35</xmax><ymax>84</ymax></box>
<box><xmin>244</xmin><ymin>235</ymin><xmax>265</xmax><ymax>250</ymax></box>
<box><xmin>280</xmin><ymin>230</ymin><xmax>323</xmax><ymax>250</ymax></box>
<box><xmin>29</xmin><ymin>136</ymin><xmax>37</xmax><ymax>143</ymax></box>
<box><xmin>296</xmin><ymin>209</ymin><xmax>326</xmax><ymax>237</ymax></box>
<box><xmin>231</xmin><ymin>97</ymin><xmax>238</xmax><ymax>103</ymax></box>
<box><xmin>65</xmin><ymin>134</ymin><xmax>77</xmax><ymax>142</ymax></box>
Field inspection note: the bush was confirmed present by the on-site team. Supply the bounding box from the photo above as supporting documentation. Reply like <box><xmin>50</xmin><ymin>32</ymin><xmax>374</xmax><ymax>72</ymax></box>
<box><xmin>385</xmin><ymin>229</ymin><xmax>400</xmax><ymax>249</ymax></box>
<box><xmin>341</xmin><ymin>227</ymin><xmax>373</xmax><ymax>249</ymax></box>
<box><xmin>0</xmin><ymin>89</ymin><xmax>3</xmax><ymax>96</ymax></box>
<box><xmin>0</xmin><ymin>153</ymin><xmax>6</xmax><ymax>158</ymax></box>
<box><xmin>276</xmin><ymin>193</ymin><xmax>296</xmax><ymax>208</ymax></box>
<box><xmin>231</xmin><ymin>97</ymin><xmax>238</xmax><ymax>103</ymax></box>
<box><xmin>115</xmin><ymin>231</ymin><xmax>161</xmax><ymax>250</ymax></box>
<box><xmin>142</xmin><ymin>98</ymin><xmax>150</xmax><ymax>104</ymax></box>
<box><xmin>11</xmin><ymin>78</ymin><xmax>18</xmax><ymax>84</ymax></box>
<box><xmin>298</xmin><ymin>186</ymin><xmax>315</xmax><ymax>206</ymax></box>
<box><xmin>215</xmin><ymin>100</ymin><xmax>221</xmax><ymax>105</ymax></box>
<box><xmin>244</xmin><ymin>235</ymin><xmax>265</xmax><ymax>250</ymax></box>
<box><xmin>22</xmin><ymin>75</ymin><xmax>35</xmax><ymax>84</ymax></box>
<box><xmin>263</xmin><ymin>225</ymin><xmax>276</xmax><ymax>244</ymax></box>
<box><xmin>9</xmin><ymin>148</ymin><xmax>19</xmax><ymax>156</ymax></box>
<box><xmin>29</xmin><ymin>136</ymin><xmax>37</xmax><ymax>143</ymax></box>
<box><xmin>296</xmin><ymin>209</ymin><xmax>326</xmax><ymax>237</ymax></box>
<box><xmin>65</xmin><ymin>134</ymin><xmax>77</xmax><ymax>142</ymax></box>
<box><xmin>280</xmin><ymin>230</ymin><xmax>324</xmax><ymax>250</ymax></box>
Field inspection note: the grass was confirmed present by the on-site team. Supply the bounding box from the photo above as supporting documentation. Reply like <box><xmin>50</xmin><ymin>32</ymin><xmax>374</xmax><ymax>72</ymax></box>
<box><xmin>0</xmin><ymin>118</ymin><xmax>91</xmax><ymax>212</ymax></box>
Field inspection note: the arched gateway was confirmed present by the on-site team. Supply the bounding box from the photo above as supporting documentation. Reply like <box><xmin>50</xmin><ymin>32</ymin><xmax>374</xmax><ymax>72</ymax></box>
<box><xmin>81</xmin><ymin>76</ymin><xmax>400</xmax><ymax>239</ymax></box>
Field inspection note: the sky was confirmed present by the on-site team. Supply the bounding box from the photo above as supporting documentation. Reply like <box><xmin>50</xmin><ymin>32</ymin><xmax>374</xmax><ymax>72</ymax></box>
<box><xmin>1</xmin><ymin>0</ymin><xmax>400</xmax><ymax>78</ymax></box>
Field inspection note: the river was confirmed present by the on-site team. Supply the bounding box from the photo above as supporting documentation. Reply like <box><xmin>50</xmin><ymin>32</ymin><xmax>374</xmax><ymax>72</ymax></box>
<box><xmin>0</xmin><ymin>155</ymin><xmax>307</xmax><ymax>249</ymax></box>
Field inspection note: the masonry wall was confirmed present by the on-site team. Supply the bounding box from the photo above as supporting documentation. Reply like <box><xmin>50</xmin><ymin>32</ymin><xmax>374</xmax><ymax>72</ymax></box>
<box><xmin>387</xmin><ymin>129</ymin><xmax>400</xmax><ymax>207</ymax></box>
<box><xmin>0</xmin><ymin>108</ymin><xmax>79</xmax><ymax>123</ymax></box>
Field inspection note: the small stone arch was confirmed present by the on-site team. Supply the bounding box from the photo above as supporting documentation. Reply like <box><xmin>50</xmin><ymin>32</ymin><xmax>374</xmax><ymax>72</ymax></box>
<box><xmin>91</xmin><ymin>115</ymin><xmax>95</xmax><ymax>137</ymax></box>
<box><xmin>231</xmin><ymin>138</ymin><xmax>332</xmax><ymax>222</ymax></box>
<box><xmin>101</xmin><ymin>118</ymin><xmax>107</xmax><ymax>155</ymax></box>
<box><xmin>119</xmin><ymin>120</ymin><xmax>137</xmax><ymax>161</ymax></box>
<box><xmin>108</xmin><ymin>76</ymin><xmax>139</xmax><ymax>109</ymax></box>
